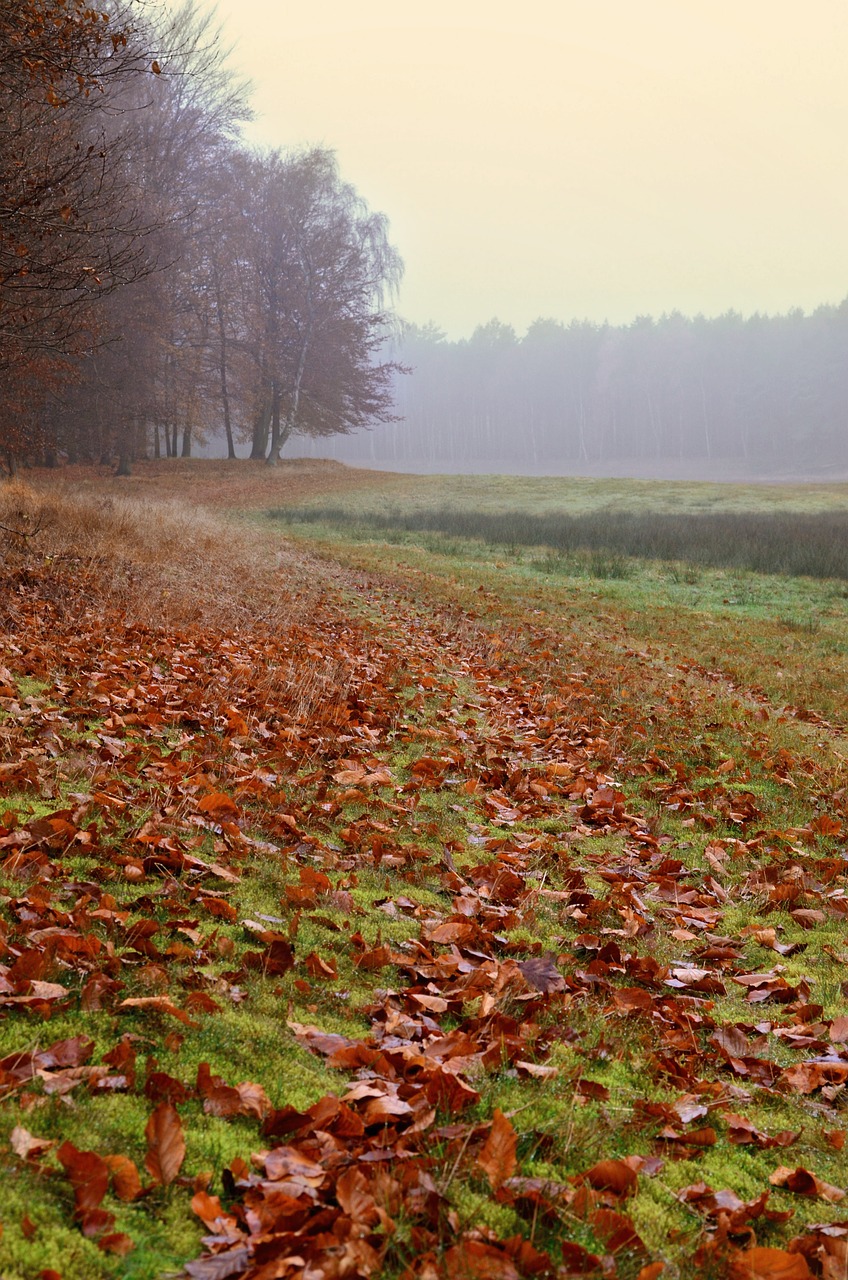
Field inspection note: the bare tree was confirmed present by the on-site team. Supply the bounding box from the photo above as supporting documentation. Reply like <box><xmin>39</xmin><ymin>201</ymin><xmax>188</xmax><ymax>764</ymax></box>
<box><xmin>31</xmin><ymin>2</ymin><xmax>252</xmax><ymax>474</ymax></box>
<box><xmin>222</xmin><ymin>148</ymin><xmax>404</xmax><ymax>464</ymax></box>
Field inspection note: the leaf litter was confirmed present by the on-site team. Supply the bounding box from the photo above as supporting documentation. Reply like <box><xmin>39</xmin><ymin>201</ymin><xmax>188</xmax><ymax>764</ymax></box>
<box><xmin>0</xmin><ymin>492</ymin><xmax>847</xmax><ymax>1278</ymax></box>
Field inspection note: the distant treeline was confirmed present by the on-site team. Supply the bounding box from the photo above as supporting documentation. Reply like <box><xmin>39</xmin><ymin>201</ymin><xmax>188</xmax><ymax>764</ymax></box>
<box><xmin>296</xmin><ymin>304</ymin><xmax>848</xmax><ymax>472</ymax></box>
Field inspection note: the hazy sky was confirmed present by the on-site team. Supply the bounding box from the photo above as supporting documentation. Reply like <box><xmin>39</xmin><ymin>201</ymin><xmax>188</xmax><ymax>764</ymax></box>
<box><xmin>200</xmin><ymin>0</ymin><xmax>848</xmax><ymax>337</ymax></box>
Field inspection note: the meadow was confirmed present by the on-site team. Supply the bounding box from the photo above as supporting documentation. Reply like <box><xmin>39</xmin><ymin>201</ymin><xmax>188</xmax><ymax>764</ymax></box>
<box><xmin>0</xmin><ymin>460</ymin><xmax>847</xmax><ymax>1280</ymax></box>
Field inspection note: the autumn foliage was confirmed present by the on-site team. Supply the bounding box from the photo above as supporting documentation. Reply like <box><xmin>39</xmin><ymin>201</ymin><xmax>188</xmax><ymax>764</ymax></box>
<box><xmin>0</xmin><ymin>473</ymin><xmax>847</xmax><ymax>1279</ymax></box>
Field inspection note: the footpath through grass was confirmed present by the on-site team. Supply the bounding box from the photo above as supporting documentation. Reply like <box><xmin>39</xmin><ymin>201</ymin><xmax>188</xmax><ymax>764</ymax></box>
<box><xmin>0</xmin><ymin>464</ymin><xmax>847</xmax><ymax>1280</ymax></box>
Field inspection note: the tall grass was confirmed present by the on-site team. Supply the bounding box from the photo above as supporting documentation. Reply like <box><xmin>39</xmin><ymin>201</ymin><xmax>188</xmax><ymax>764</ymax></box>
<box><xmin>0</xmin><ymin>481</ymin><xmax>317</xmax><ymax>633</ymax></box>
<box><xmin>269</xmin><ymin>504</ymin><xmax>848</xmax><ymax>581</ymax></box>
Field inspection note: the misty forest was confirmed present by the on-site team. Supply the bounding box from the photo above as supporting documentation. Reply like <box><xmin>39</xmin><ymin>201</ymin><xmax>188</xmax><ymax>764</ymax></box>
<box><xmin>3</xmin><ymin>4</ymin><xmax>848</xmax><ymax>1280</ymax></box>
<box><xmin>327</xmin><ymin>308</ymin><xmax>848</xmax><ymax>474</ymax></box>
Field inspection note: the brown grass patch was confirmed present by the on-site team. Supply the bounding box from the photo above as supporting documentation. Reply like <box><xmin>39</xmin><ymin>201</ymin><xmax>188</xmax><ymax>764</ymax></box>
<box><xmin>25</xmin><ymin>457</ymin><xmax>400</xmax><ymax>512</ymax></box>
<box><xmin>0</xmin><ymin>479</ymin><xmax>320</xmax><ymax>635</ymax></box>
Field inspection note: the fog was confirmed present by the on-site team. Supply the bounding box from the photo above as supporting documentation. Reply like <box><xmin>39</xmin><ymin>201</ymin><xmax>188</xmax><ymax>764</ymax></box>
<box><xmin>283</xmin><ymin>303</ymin><xmax>848</xmax><ymax>480</ymax></box>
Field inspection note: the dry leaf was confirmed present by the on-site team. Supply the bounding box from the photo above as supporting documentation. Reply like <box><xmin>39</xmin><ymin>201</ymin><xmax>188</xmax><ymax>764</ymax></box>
<box><xmin>144</xmin><ymin>1102</ymin><xmax>185</xmax><ymax>1186</ymax></box>
<box><xmin>477</xmin><ymin>1109</ymin><xmax>518</xmax><ymax>1191</ymax></box>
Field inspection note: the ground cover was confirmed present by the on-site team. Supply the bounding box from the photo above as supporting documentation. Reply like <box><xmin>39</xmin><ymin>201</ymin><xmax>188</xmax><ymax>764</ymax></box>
<box><xmin>1</xmin><ymin>464</ymin><xmax>847</xmax><ymax>1280</ymax></box>
<box><xmin>272</xmin><ymin>506</ymin><xmax>848</xmax><ymax>582</ymax></box>
<box><xmin>264</xmin><ymin>471</ymin><xmax>848</xmax><ymax>519</ymax></box>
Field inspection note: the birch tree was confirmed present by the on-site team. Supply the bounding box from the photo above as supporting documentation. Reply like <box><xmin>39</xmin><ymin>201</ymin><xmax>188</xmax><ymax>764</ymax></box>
<box><xmin>234</xmin><ymin>148</ymin><xmax>403</xmax><ymax>463</ymax></box>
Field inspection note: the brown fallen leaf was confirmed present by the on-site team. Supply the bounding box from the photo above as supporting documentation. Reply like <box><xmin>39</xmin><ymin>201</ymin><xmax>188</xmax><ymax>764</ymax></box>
<box><xmin>786</xmin><ymin>1220</ymin><xmax>848</xmax><ymax>1278</ymax></box>
<box><xmin>590</xmin><ymin>1206</ymin><xmax>645</xmax><ymax>1253</ymax></box>
<box><xmin>144</xmin><ymin>1102</ymin><xmax>185</xmax><ymax>1186</ymax></box>
<box><xmin>769</xmin><ymin>1165</ymin><xmax>845</xmax><ymax>1203</ymax></box>
<box><xmin>57</xmin><ymin>1142</ymin><xmax>110</xmax><ymax>1217</ymax></box>
<box><xmin>724</xmin><ymin>1113</ymin><xmax>800</xmax><ymax>1149</ymax></box>
<box><xmin>362</xmin><ymin>1092</ymin><xmax>413</xmax><ymax>1126</ymax></box>
<box><xmin>444</xmin><ymin>1239</ymin><xmax>521</xmax><ymax>1279</ymax></box>
<box><xmin>516</xmin><ymin>954</ymin><xmax>566</xmax><ymax>993</ymax></box>
<box><xmin>98</xmin><ymin>1232</ymin><xmax>135</xmax><ymax>1256</ymax></box>
<box><xmin>781</xmin><ymin>1061</ymin><xmax>848</xmax><ymax>1094</ymax></box>
<box><xmin>336</xmin><ymin>1167</ymin><xmax>380</xmax><ymax>1226</ymax></box>
<box><xmin>196</xmin><ymin>791</ymin><xmax>239</xmax><ymax>820</ymax></box>
<box><xmin>304</xmin><ymin>951</ymin><xmax>338</xmax><ymax>979</ymax></box>
<box><xmin>477</xmin><ymin>1108</ymin><xmax>518</xmax><ymax>1191</ymax></box>
<box><xmin>790</xmin><ymin>910</ymin><xmax>826</xmax><ymax>929</ymax></box>
<box><xmin>262</xmin><ymin>1145</ymin><xmax>325</xmax><ymax>1186</ymax></box>
<box><xmin>10</xmin><ymin>1126</ymin><xmax>54</xmax><ymax>1160</ymax></box>
<box><xmin>612</xmin><ymin>987</ymin><xmax>653</xmax><ymax>1013</ymax></box>
<box><xmin>829</xmin><ymin>1015</ymin><xmax>848</xmax><ymax>1044</ymax></box>
<box><xmin>728</xmin><ymin>1246</ymin><xmax>812</xmax><ymax>1279</ymax></box>
<box><xmin>104</xmin><ymin>1154</ymin><xmax>143</xmax><ymax>1201</ymax></box>
<box><xmin>660</xmin><ymin>1126</ymin><xmax>718</xmax><ymax>1147</ymax></box>
<box><xmin>184</xmin><ymin>1246</ymin><xmax>251</xmax><ymax>1278</ymax></box>
<box><xmin>190</xmin><ymin>1189</ymin><xmax>236</xmax><ymax>1232</ymax></box>
<box><xmin>578</xmin><ymin>1158</ymin><xmax>638</xmax><ymax>1197</ymax></box>
<box><xmin>119</xmin><ymin>996</ymin><xmax>197</xmax><ymax>1026</ymax></box>
<box><xmin>515</xmin><ymin>1060</ymin><xmax>558</xmax><ymax>1080</ymax></box>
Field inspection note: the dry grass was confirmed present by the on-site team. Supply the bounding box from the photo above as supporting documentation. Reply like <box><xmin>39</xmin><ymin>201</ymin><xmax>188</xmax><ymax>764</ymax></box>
<box><xmin>29</xmin><ymin>457</ymin><xmax>391</xmax><ymax>511</ymax></box>
<box><xmin>0</xmin><ymin>479</ymin><xmax>319</xmax><ymax>635</ymax></box>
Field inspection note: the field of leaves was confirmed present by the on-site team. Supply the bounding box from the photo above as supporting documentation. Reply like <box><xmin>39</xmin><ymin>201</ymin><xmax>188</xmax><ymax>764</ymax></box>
<box><xmin>1</xmin><ymin>464</ymin><xmax>848</xmax><ymax>1280</ymax></box>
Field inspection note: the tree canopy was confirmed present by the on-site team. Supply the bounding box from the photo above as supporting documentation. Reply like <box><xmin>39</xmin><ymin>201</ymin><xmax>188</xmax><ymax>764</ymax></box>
<box><xmin>0</xmin><ymin>0</ymin><xmax>403</xmax><ymax>473</ymax></box>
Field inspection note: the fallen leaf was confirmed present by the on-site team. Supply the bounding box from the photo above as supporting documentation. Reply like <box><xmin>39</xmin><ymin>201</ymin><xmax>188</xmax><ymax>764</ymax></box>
<box><xmin>104</xmin><ymin>1154</ymin><xmax>142</xmax><ymax>1201</ymax></box>
<box><xmin>769</xmin><ymin>1165</ymin><xmax>845</xmax><ymax>1203</ymax></box>
<box><xmin>144</xmin><ymin>1102</ymin><xmax>185</xmax><ymax>1186</ymax></box>
<box><xmin>477</xmin><ymin>1109</ymin><xmax>518</xmax><ymax>1191</ymax></box>
<box><xmin>57</xmin><ymin>1142</ymin><xmax>109</xmax><ymax>1217</ymax></box>
<box><xmin>728</xmin><ymin>1246</ymin><xmax>812</xmax><ymax>1279</ymax></box>
<box><xmin>10</xmin><ymin>1126</ymin><xmax>54</xmax><ymax>1160</ymax></box>
<box><xmin>579</xmin><ymin>1159</ymin><xmax>638</xmax><ymax>1197</ymax></box>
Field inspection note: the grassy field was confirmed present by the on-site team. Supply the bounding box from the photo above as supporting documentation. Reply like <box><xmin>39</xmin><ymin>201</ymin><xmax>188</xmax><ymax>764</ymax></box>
<box><xmin>265</xmin><ymin>469</ymin><xmax>848</xmax><ymax>517</ymax></box>
<box><xmin>1</xmin><ymin>461</ymin><xmax>847</xmax><ymax>1280</ymax></box>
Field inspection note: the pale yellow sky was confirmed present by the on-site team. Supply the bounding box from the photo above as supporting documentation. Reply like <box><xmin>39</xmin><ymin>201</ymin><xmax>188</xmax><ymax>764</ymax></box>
<box><xmin>202</xmin><ymin>0</ymin><xmax>848</xmax><ymax>336</ymax></box>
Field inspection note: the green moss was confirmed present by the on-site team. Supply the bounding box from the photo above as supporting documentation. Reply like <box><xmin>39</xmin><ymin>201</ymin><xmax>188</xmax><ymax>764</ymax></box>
<box><xmin>451</xmin><ymin>1184</ymin><xmax>523</xmax><ymax>1238</ymax></box>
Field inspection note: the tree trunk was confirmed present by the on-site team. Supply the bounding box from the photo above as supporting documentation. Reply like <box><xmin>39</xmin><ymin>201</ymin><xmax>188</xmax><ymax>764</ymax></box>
<box><xmin>700</xmin><ymin>377</ymin><xmax>712</xmax><ymax>461</ymax></box>
<box><xmin>265</xmin><ymin>380</ymin><xmax>282</xmax><ymax>465</ymax></box>
<box><xmin>215</xmin><ymin>278</ymin><xmax>236</xmax><ymax>459</ymax></box>
<box><xmin>153</xmin><ymin>424</ymin><xmax>161</xmax><ymax>459</ymax></box>
<box><xmin>267</xmin><ymin>339</ymin><xmax>309</xmax><ymax>465</ymax></box>
<box><xmin>250</xmin><ymin>392</ymin><xmax>272</xmax><ymax>459</ymax></box>
<box><xmin>577</xmin><ymin>393</ymin><xmax>589</xmax><ymax>463</ymax></box>
<box><xmin>181</xmin><ymin>426</ymin><xmax>192</xmax><ymax>457</ymax></box>
<box><xmin>116</xmin><ymin>419</ymin><xmax>137</xmax><ymax>475</ymax></box>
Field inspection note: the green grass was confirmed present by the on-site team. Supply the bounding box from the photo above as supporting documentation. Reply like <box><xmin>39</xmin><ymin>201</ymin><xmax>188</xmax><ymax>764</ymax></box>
<box><xmin>270</xmin><ymin>504</ymin><xmax>848</xmax><ymax>581</ymax></box>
